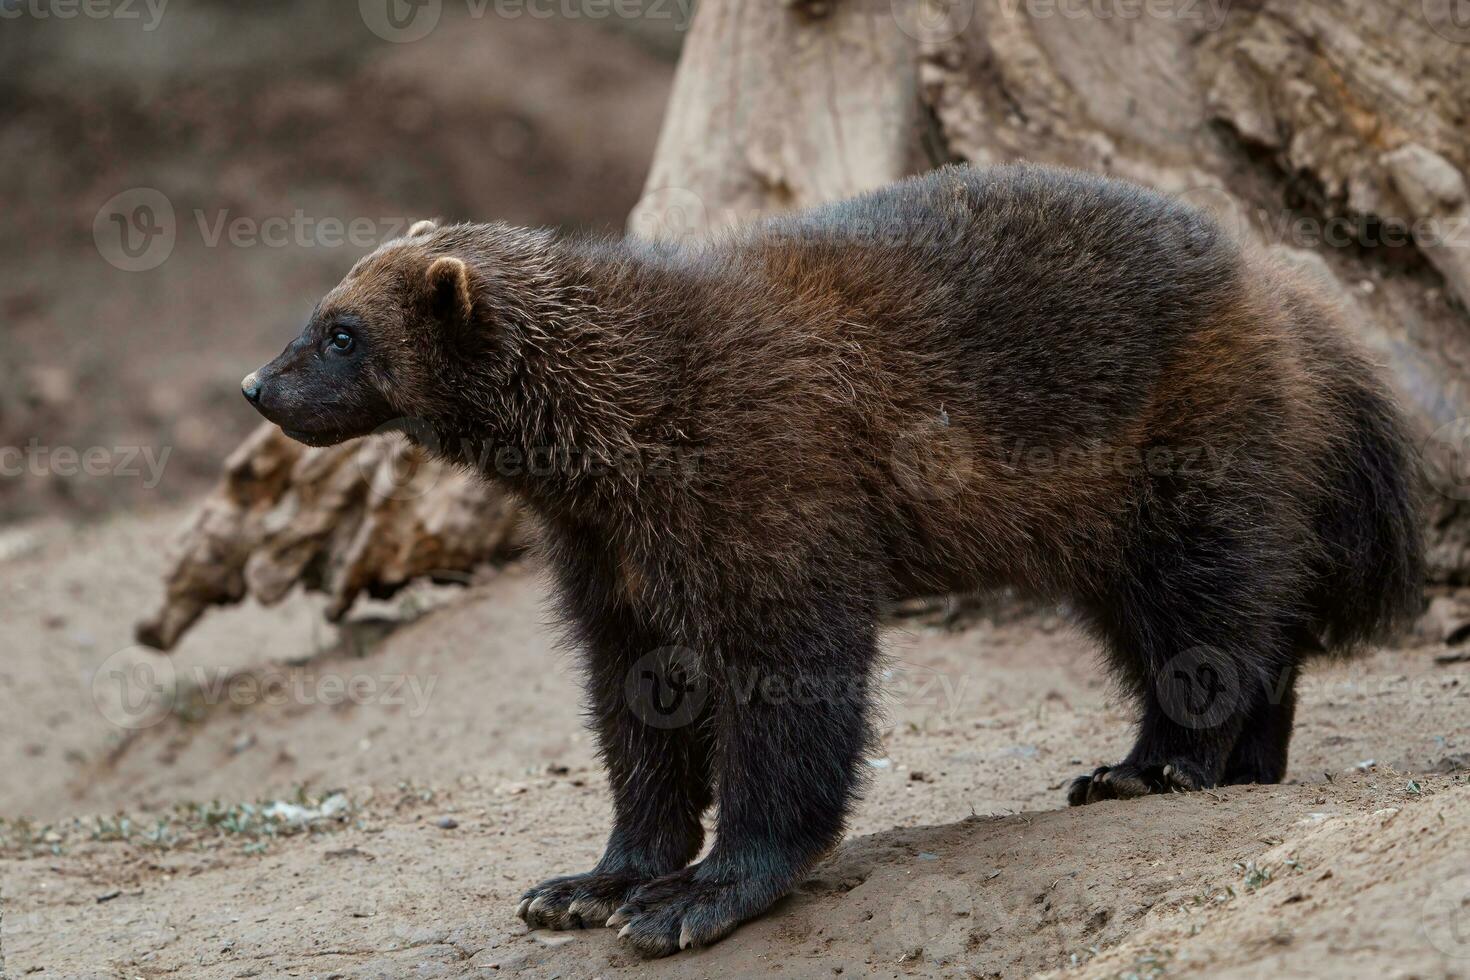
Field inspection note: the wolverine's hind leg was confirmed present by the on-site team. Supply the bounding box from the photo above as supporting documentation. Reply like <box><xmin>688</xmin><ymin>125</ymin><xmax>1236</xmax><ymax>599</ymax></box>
<box><xmin>1068</xmin><ymin>513</ymin><xmax>1297</xmax><ymax>806</ymax></box>
<box><xmin>1221</xmin><ymin>663</ymin><xmax>1298</xmax><ymax>785</ymax></box>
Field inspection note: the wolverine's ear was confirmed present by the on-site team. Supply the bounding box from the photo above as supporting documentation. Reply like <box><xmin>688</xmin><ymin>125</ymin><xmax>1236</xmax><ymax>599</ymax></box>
<box><xmin>426</xmin><ymin>256</ymin><xmax>473</xmax><ymax>325</ymax></box>
<box><xmin>407</xmin><ymin>219</ymin><xmax>439</xmax><ymax>238</ymax></box>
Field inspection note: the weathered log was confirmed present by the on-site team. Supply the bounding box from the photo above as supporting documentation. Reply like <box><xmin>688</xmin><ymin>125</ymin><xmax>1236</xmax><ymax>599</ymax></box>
<box><xmin>136</xmin><ymin>424</ymin><xmax>523</xmax><ymax>651</ymax></box>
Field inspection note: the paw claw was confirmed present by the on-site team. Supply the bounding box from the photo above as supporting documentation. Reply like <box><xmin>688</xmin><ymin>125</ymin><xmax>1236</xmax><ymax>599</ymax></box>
<box><xmin>606</xmin><ymin>909</ymin><xmax>630</xmax><ymax>928</ymax></box>
<box><xmin>679</xmin><ymin>924</ymin><xmax>693</xmax><ymax>950</ymax></box>
<box><xmin>1066</xmin><ymin>760</ymin><xmax>1212</xmax><ymax>805</ymax></box>
<box><xmin>618</xmin><ymin>923</ymin><xmax>634</xmax><ymax>939</ymax></box>
<box><xmin>518</xmin><ymin>869</ymin><xmax>656</xmax><ymax>931</ymax></box>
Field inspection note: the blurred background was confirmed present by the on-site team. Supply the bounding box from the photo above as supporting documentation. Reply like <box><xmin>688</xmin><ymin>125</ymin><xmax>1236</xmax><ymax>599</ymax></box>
<box><xmin>0</xmin><ymin>0</ymin><xmax>681</xmax><ymax>523</ymax></box>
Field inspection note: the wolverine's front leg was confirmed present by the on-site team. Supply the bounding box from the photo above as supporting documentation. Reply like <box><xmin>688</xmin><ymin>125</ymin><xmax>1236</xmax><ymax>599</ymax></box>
<box><xmin>518</xmin><ymin>608</ymin><xmax>713</xmax><ymax>931</ymax></box>
<box><xmin>609</xmin><ymin>602</ymin><xmax>878</xmax><ymax>957</ymax></box>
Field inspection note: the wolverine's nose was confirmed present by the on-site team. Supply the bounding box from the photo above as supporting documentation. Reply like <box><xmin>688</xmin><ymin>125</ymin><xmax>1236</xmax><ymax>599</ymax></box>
<box><xmin>241</xmin><ymin>372</ymin><xmax>262</xmax><ymax>405</ymax></box>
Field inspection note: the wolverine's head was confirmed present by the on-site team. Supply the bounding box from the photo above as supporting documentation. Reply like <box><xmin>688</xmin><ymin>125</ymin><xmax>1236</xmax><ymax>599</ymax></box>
<box><xmin>241</xmin><ymin>219</ymin><xmax>466</xmax><ymax>447</ymax></box>
<box><xmin>242</xmin><ymin>219</ymin><xmax>528</xmax><ymax>447</ymax></box>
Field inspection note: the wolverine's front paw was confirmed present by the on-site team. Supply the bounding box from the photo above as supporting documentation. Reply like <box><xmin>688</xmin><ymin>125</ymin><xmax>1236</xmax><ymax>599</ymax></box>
<box><xmin>517</xmin><ymin>869</ymin><xmax>649</xmax><ymax>931</ymax></box>
<box><xmin>607</xmin><ymin>865</ymin><xmax>778</xmax><ymax>958</ymax></box>
<box><xmin>1066</xmin><ymin>761</ymin><xmax>1211</xmax><ymax>806</ymax></box>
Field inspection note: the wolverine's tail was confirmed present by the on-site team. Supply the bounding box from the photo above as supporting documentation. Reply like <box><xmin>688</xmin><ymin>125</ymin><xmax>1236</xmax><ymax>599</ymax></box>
<box><xmin>1305</xmin><ymin>355</ymin><xmax>1425</xmax><ymax>653</ymax></box>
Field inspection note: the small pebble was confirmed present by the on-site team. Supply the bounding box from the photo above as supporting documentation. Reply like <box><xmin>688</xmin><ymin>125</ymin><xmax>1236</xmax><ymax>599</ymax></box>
<box><xmin>436</xmin><ymin>816</ymin><xmax>459</xmax><ymax>830</ymax></box>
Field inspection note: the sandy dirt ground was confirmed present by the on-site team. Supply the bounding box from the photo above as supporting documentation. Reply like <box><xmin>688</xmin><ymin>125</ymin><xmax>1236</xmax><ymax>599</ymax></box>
<box><xmin>2</xmin><ymin>508</ymin><xmax>1468</xmax><ymax>979</ymax></box>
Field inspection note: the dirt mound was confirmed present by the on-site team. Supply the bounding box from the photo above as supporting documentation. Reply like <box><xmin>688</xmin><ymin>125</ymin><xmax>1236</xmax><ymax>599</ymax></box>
<box><xmin>1051</xmin><ymin>785</ymin><xmax>1470</xmax><ymax>979</ymax></box>
<box><xmin>2</xmin><ymin>509</ymin><xmax>1468</xmax><ymax>977</ymax></box>
<box><xmin>4</xmin><ymin>765</ymin><xmax>1465</xmax><ymax>978</ymax></box>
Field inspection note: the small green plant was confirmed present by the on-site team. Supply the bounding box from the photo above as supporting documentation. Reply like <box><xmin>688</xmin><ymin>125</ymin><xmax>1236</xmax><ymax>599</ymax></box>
<box><xmin>1188</xmin><ymin>883</ymin><xmax>1235</xmax><ymax>907</ymax></box>
<box><xmin>1</xmin><ymin>787</ymin><xmax>353</xmax><ymax>858</ymax></box>
<box><xmin>1234</xmin><ymin>861</ymin><xmax>1272</xmax><ymax>892</ymax></box>
<box><xmin>1115</xmin><ymin>948</ymin><xmax>1173</xmax><ymax>979</ymax></box>
<box><xmin>1068</xmin><ymin>945</ymin><xmax>1102</xmax><ymax>968</ymax></box>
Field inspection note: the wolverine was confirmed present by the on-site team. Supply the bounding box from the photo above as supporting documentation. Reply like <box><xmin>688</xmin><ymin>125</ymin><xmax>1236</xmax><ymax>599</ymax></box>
<box><xmin>242</xmin><ymin>164</ymin><xmax>1423</xmax><ymax>957</ymax></box>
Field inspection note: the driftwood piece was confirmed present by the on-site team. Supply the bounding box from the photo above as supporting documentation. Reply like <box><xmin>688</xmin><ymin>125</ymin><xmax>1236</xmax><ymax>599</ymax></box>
<box><xmin>136</xmin><ymin>423</ymin><xmax>523</xmax><ymax>651</ymax></box>
<box><xmin>140</xmin><ymin>0</ymin><xmax>1470</xmax><ymax>649</ymax></box>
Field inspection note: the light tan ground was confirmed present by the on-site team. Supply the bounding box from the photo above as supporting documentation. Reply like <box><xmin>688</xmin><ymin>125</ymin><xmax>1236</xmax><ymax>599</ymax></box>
<box><xmin>1</xmin><ymin>508</ymin><xmax>1468</xmax><ymax>979</ymax></box>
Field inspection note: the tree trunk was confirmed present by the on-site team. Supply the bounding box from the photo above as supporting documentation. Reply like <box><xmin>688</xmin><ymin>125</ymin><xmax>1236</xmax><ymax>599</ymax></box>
<box><xmin>139</xmin><ymin>0</ymin><xmax>1470</xmax><ymax>649</ymax></box>
<box><xmin>628</xmin><ymin>0</ymin><xmax>927</xmax><ymax>238</ymax></box>
<box><xmin>921</xmin><ymin>0</ymin><xmax>1470</xmax><ymax>580</ymax></box>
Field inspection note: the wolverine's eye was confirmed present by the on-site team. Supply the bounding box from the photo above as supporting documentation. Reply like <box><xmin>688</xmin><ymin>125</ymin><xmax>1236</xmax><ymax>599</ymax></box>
<box><xmin>327</xmin><ymin>331</ymin><xmax>355</xmax><ymax>354</ymax></box>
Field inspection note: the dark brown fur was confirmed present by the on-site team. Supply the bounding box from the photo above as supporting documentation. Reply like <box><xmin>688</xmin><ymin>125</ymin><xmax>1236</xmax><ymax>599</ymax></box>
<box><xmin>244</xmin><ymin>163</ymin><xmax>1424</xmax><ymax>957</ymax></box>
